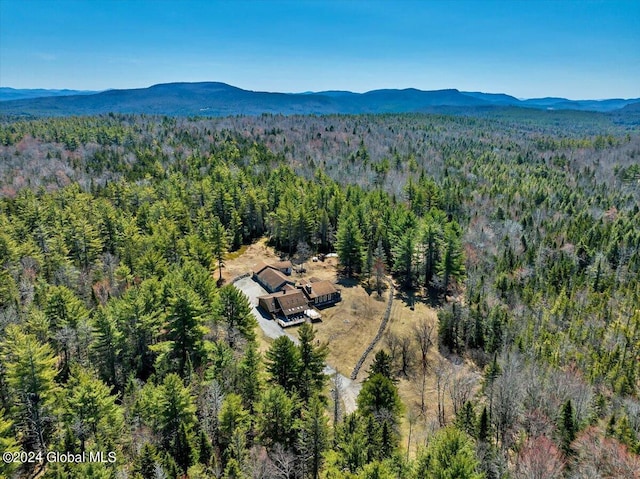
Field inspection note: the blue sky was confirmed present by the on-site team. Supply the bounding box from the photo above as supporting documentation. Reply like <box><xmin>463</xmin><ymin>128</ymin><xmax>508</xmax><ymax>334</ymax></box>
<box><xmin>1</xmin><ymin>0</ymin><xmax>638</xmax><ymax>99</ymax></box>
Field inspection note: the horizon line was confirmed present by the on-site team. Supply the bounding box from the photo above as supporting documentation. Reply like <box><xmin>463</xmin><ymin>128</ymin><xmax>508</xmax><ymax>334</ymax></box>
<box><xmin>1</xmin><ymin>81</ymin><xmax>638</xmax><ymax>102</ymax></box>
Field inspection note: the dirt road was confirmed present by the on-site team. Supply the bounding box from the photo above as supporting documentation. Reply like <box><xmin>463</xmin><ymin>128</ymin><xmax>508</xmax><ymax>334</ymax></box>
<box><xmin>234</xmin><ymin>276</ymin><xmax>362</xmax><ymax>414</ymax></box>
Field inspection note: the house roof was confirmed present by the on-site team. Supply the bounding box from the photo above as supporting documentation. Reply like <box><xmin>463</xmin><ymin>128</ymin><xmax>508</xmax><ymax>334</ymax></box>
<box><xmin>275</xmin><ymin>290</ymin><xmax>309</xmax><ymax>317</ymax></box>
<box><xmin>271</xmin><ymin>260</ymin><xmax>293</xmax><ymax>271</ymax></box>
<box><xmin>253</xmin><ymin>260</ymin><xmax>292</xmax><ymax>276</ymax></box>
<box><xmin>303</xmin><ymin>280</ymin><xmax>339</xmax><ymax>299</ymax></box>
<box><xmin>257</xmin><ymin>267</ymin><xmax>292</xmax><ymax>292</ymax></box>
<box><xmin>257</xmin><ymin>295</ymin><xmax>278</xmax><ymax>313</ymax></box>
<box><xmin>252</xmin><ymin>261</ymin><xmax>270</xmax><ymax>275</ymax></box>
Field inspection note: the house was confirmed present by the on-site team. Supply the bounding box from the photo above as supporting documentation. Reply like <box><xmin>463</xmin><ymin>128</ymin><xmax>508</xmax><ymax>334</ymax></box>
<box><xmin>258</xmin><ymin>289</ymin><xmax>313</xmax><ymax>327</ymax></box>
<box><xmin>254</xmin><ymin>266</ymin><xmax>295</xmax><ymax>293</ymax></box>
<box><xmin>253</xmin><ymin>260</ymin><xmax>293</xmax><ymax>276</ymax></box>
<box><xmin>252</xmin><ymin>261</ymin><xmax>341</xmax><ymax>326</ymax></box>
<box><xmin>270</xmin><ymin>260</ymin><xmax>293</xmax><ymax>275</ymax></box>
<box><xmin>300</xmin><ymin>279</ymin><xmax>342</xmax><ymax>307</ymax></box>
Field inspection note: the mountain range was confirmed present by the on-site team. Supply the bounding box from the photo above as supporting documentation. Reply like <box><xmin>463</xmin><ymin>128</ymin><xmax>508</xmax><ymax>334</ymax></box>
<box><xmin>1</xmin><ymin>82</ymin><xmax>638</xmax><ymax>117</ymax></box>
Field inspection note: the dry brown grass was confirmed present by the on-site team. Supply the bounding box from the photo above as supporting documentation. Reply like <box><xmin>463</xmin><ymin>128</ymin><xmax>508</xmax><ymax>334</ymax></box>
<box><xmin>313</xmin><ymin>281</ymin><xmax>389</xmax><ymax>376</ymax></box>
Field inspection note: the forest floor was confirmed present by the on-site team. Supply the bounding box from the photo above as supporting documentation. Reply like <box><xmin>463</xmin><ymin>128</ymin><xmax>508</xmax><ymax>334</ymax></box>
<box><xmin>224</xmin><ymin>238</ymin><xmax>475</xmax><ymax>456</ymax></box>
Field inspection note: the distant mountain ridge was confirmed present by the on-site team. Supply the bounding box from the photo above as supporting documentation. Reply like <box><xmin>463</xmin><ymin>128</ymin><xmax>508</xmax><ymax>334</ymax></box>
<box><xmin>0</xmin><ymin>87</ymin><xmax>99</xmax><ymax>102</ymax></box>
<box><xmin>0</xmin><ymin>82</ymin><xmax>638</xmax><ymax>117</ymax></box>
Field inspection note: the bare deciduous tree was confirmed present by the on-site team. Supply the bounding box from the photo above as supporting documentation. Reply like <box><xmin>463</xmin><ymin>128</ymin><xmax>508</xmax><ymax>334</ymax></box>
<box><xmin>414</xmin><ymin>317</ymin><xmax>434</xmax><ymax>414</ymax></box>
<box><xmin>515</xmin><ymin>435</ymin><xmax>564</xmax><ymax>479</ymax></box>
<box><xmin>434</xmin><ymin>357</ymin><xmax>452</xmax><ymax>426</ymax></box>
<box><xmin>448</xmin><ymin>368</ymin><xmax>477</xmax><ymax>416</ymax></box>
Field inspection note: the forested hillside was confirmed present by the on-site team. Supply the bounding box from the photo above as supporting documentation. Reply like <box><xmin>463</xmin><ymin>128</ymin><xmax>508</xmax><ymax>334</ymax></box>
<box><xmin>0</xmin><ymin>112</ymin><xmax>638</xmax><ymax>478</ymax></box>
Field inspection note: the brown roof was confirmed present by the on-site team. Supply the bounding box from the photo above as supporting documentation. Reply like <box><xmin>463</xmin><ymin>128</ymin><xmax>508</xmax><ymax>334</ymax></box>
<box><xmin>304</xmin><ymin>280</ymin><xmax>338</xmax><ymax>299</ymax></box>
<box><xmin>275</xmin><ymin>290</ymin><xmax>309</xmax><ymax>317</ymax></box>
<box><xmin>271</xmin><ymin>260</ymin><xmax>293</xmax><ymax>271</ymax></box>
<box><xmin>257</xmin><ymin>267</ymin><xmax>292</xmax><ymax>292</ymax></box>
<box><xmin>258</xmin><ymin>295</ymin><xmax>278</xmax><ymax>313</ymax></box>
<box><xmin>252</xmin><ymin>261</ymin><xmax>270</xmax><ymax>275</ymax></box>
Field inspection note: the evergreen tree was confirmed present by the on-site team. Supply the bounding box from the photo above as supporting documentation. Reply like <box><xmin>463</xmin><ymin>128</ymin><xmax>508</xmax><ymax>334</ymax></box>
<box><xmin>558</xmin><ymin>399</ymin><xmax>577</xmax><ymax>456</ymax></box>
<box><xmin>413</xmin><ymin>427</ymin><xmax>483</xmax><ymax>479</ymax></box>
<box><xmin>455</xmin><ymin>401</ymin><xmax>477</xmax><ymax>438</ymax></box>
<box><xmin>218</xmin><ymin>393</ymin><xmax>250</xmax><ymax>454</ymax></box>
<box><xmin>157</xmin><ymin>374</ymin><xmax>197</xmax><ymax>461</ymax></box>
<box><xmin>367</xmin><ymin>350</ymin><xmax>395</xmax><ymax>382</ymax></box>
<box><xmin>62</xmin><ymin>366</ymin><xmax>124</xmax><ymax>451</ymax></box>
<box><xmin>133</xmin><ymin>442</ymin><xmax>160</xmax><ymax>479</ymax></box>
<box><xmin>256</xmin><ymin>385</ymin><xmax>295</xmax><ymax>449</ymax></box>
<box><xmin>438</xmin><ymin>223</ymin><xmax>465</xmax><ymax>292</ymax></box>
<box><xmin>3</xmin><ymin>326</ymin><xmax>58</xmax><ymax>453</ymax></box>
<box><xmin>477</xmin><ymin>406</ymin><xmax>490</xmax><ymax>444</ymax></box>
<box><xmin>357</xmin><ymin>373</ymin><xmax>403</xmax><ymax>428</ymax></box>
<box><xmin>336</xmin><ymin>213</ymin><xmax>365</xmax><ymax>277</ymax></box>
<box><xmin>392</xmin><ymin>229</ymin><xmax>417</xmax><ymax>287</ymax></box>
<box><xmin>165</xmin><ymin>288</ymin><xmax>207</xmax><ymax>375</ymax></box>
<box><xmin>210</xmin><ymin>215</ymin><xmax>229</xmax><ymax>281</ymax></box>
<box><xmin>420</xmin><ymin>217</ymin><xmax>443</xmax><ymax>289</ymax></box>
<box><xmin>0</xmin><ymin>409</ymin><xmax>19</xmax><ymax>478</ymax></box>
<box><xmin>198</xmin><ymin>428</ymin><xmax>213</xmax><ymax>466</ymax></box>
<box><xmin>175</xmin><ymin>421</ymin><xmax>194</xmax><ymax>473</ymax></box>
<box><xmin>216</xmin><ymin>285</ymin><xmax>256</xmax><ymax>348</ymax></box>
<box><xmin>92</xmin><ymin>306</ymin><xmax>123</xmax><ymax>388</ymax></box>
<box><xmin>237</xmin><ymin>342</ymin><xmax>261</xmax><ymax>412</ymax></box>
<box><xmin>373</xmin><ymin>239</ymin><xmax>387</xmax><ymax>297</ymax></box>
<box><xmin>266</xmin><ymin>335</ymin><xmax>301</xmax><ymax>394</ymax></box>
<box><xmin>297</xmin><ymin>323</ymin><xmax>328</xmax><ymax>402</ymax></box>
<box><xmin>297</xmin><ymin>395</ymin><xmax>329</xmax><ymax>479</ymax></box>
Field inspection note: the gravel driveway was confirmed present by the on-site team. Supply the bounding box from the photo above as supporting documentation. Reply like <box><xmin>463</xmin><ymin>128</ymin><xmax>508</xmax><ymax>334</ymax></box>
<box><xmin>234</xmin><ymin>276</ymin><xmax>361</xmax><ymax>414</ymax></box>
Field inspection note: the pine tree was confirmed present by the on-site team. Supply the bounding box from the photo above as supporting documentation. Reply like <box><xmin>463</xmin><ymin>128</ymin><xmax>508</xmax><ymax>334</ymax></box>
<box><xmin>336</xmin><ymin>213</ymin><xmax>365</xmax><ymax>277</ymax></box>
<box><xmin>558</xmin><ymin>399</ymin><xmax>577</xmax><ymax>456</ymax></box>
<box><xmin>373</xmin><ymin>239</ymin><xmax>387</xmax><ymax>297</ymax></box>
<box><xmin>420</xmin><ymin>217</ymin><xmax>443</xmax><ymax>289</ymax></box>
<box><xmin>438</xmin><ymin>223</ymin><xmax>465</xmax><ymax>292</ymax></box>
<box><xmin>210</xmin><ymin>216</ymin><xmax>229</xmax><ymax>281</ymax></box>
<box><xmin>216</xmin><ymin>284</ymin><xmax>256</xmax><ymax>349</ymax></box>
<box><xmin>3</xmin><ymin>326</ymin><xmax>58</xmax><ymax>453</ymax></box>
<box><xmin>92</xmin><ymin>306</ymin><xmax>123</xmax><ymax>388</ymax></box>
<box><xmin>157</xmin><ymin>374</ymin><xmax>197</xmax><ymax>460</ymax></box>
<box><xmin>165</xmin><ymin>287</ymin><xmax>207</xmax><ymax>375</ymax></box>
<box><xmin>256</xmin><ymin>385</ymin><xmax>295</xmax><ymax>449</ymax></box>
<box><xmin>297</xmin><ymin>323</ymin><xmax>328</xmax><ymax>402</ymax></box>
<box><xmin>174</xmin><ymin>421</ymin><xmax>194</xmax><ymax>473</ymax></box>
<box><xmin>218</xmin><ymin>393</ymin><xmax>250</xmax><ymax>453</ymax></box>
<box><xmin>0</xmin><ymin>409</ymin><xmax>19</xmax><ymax>478</ymax></box>
<box><xmin>357</xmin><ymin>373</ymin><xmax>403</xmax><ymax>428</ymax></box>
<box><xmin>134</xmin><ymin>442</ymin><xmax>160</xmax><ymax>479</ymax></box>
<box><xmin>297</xmin><ymin>395</ymin><xmax>329</xmax><ymax>479</ymax></box>
<box><xmin>392</xmin><ymin>229</ymin><xmax>417</xmax><ymax>287</ymax></box>
<box><xmin>198</xmin><ymin>429</ymin><xmax>213</xmax><ymax>466</ymax></box>
<box><xmin>238</xmin><ymin>342</ymin><xmax>261</xmax><ymax>413</ymax></box>
<box><xmin>477</xmin><ymin>406</ymin><xmax>490</xmax><ymax>443</ymax></box>
<box><xmin>414</xmin><ymin>427</ymin><xmax>483</xmax><ymax>479</ymax></box>
<box><xmin>367</xmin><ymin>350</ymin><xmax>395</xmax><ymax>382</ymax></box>
<box><xmin>266</xmin><ymin>335</ymin><xmax>301</xmax><ymax>394</ymax></box>
<box><xmin>455</xmin><ymin>401</ymin><xmax>477</xmax><ymax>438</ymax></box>
<box><xmin>62</xmin><ymin>366</ymin><xmax>124</xmax><ymax>451</ymax></box>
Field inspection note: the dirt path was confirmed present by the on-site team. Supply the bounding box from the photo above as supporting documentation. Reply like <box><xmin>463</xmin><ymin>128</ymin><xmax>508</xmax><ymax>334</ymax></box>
<box><xmin>234</xmin><ymin>276</ymin><xmax>361</xmax><ymax>414</ymax></box>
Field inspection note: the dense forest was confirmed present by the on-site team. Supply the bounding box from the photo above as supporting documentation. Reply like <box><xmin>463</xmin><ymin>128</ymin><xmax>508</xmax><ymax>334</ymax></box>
<box><xmin>0</xmin><ymin>111</ymin><xmax>639</xmax><ymax>478</ymax></box>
